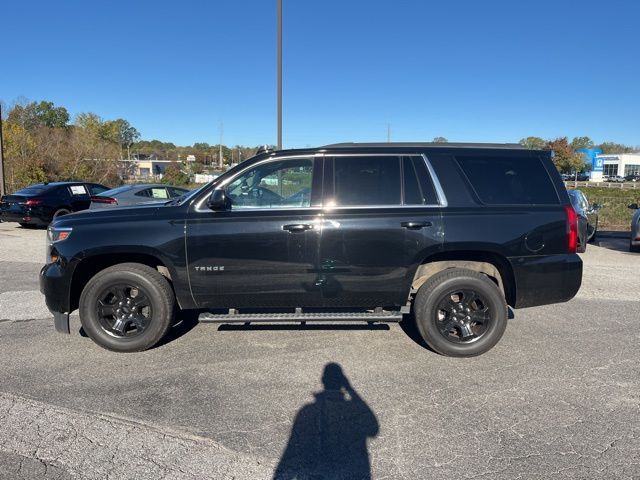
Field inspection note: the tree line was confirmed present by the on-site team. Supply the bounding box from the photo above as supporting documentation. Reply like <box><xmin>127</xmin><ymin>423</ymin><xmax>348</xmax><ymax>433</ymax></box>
<box><xmin>1</xmin><ymin>97</ymin><xmax>637</xmax><ymax>193</ymax></box>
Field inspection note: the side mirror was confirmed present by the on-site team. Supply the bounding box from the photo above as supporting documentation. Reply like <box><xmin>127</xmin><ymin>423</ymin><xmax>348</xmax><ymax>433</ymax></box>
<box><xmin>628</xmin><ymin>203</ymin><xmax>639</xmax><ymax>210</ymax></box>
<box><xmin>207</xmin><ymin>189</ymin><xmax>230</xmax><ymax>211</ymax></box>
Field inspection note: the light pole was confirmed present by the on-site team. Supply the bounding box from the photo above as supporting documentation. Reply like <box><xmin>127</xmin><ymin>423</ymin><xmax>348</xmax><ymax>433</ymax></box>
<box><xmin>277</xmin><ymin>0</ymin><xmax>282</xmax><ymax>150</ymax></box>
<box><xmin>0</xmin><ymin>103</ymin><xmax>6</xmax><ymax>197</ymax></box>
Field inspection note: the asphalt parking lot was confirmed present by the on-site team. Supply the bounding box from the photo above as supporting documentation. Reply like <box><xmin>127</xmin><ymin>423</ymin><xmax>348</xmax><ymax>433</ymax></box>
<box><xmin>0</xmin><ymin>221</ymin><xmax>638</xmax><ymax>479</ymax></box>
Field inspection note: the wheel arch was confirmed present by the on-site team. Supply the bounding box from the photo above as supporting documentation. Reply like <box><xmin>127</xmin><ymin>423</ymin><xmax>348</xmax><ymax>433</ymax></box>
<box><xmin>412</xmin><ymin>250</ymin><xmax>516</xmax><ymax>307</ymax></box>
<box><xmin>69</xmin><ymin>252</ymin><xmax>178</xmax><ymax>312</ymax></box>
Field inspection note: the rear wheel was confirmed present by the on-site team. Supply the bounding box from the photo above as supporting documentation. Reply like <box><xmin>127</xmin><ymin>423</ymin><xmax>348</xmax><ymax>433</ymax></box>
<box><xmin>79</xmin><ymin>263</ymin><xmax>174</xmax><ymax>352</ymax></box>
<box><xmin>630</xmin><ymin>242</ymin><xmax>640</xmax><ymax>253</ymax></box>
<box><xmin>52</xmin><ymin>209</ymin><xmax>70</xmax><ymax>221</ymax></box>
<box><xmin>413</xmin><ymin>268</ymin><xmax>508</xmax><ymax>357</ymax></box>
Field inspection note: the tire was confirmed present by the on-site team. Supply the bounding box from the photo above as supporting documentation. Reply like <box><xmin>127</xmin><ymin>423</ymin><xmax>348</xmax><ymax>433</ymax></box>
<box><xmin>587</xmin><ymin>220</ymin><xmax>598</xmax><ymax>243</ymax></box>
<box><xmin>79</xmin><ymin>263</ymin><xmax>175</xmax><ymax>352</ymax></box>
<box><xmin>52</xmin><ymin>209</ymin><xmax>70</xmax><ymax>221</ymax></box>
<box><xmin>413</xmin><ymin>268</ymin><xmax>508</xmax><ymax>357</ymax></box>
<box><xmin>630</xmin><ymin>242</ymin><xmax>640</xmax><ymax>253</ymax></box>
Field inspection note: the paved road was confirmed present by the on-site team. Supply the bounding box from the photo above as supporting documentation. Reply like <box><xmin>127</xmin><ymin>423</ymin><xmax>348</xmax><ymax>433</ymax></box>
<box><xmin>0</xmin><ymin>222</ymin><xmax>639</xmax><ymax>479</ymax></box>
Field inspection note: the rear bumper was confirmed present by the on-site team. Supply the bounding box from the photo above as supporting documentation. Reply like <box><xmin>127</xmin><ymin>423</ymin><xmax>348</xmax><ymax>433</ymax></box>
<box><xmin>509</xmin><ymin>254</ymin><xmax>582</xmax><ymax>308</ymax></box>
<box><xmin>0</xmin><ymin>211</ymin><xmax>46</xmax><ymax>224</ymax></box>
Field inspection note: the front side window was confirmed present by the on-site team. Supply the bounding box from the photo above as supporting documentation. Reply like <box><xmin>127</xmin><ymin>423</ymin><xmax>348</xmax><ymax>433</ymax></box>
<box><xmin>225</xmin><ymin>158</ymin><xmax>313</xmax><ymax>209</ymax></box>
<box><xmin>333</xmin><ymin>156</ymin><xmax>401</xmax><ymax>206</ymax></box>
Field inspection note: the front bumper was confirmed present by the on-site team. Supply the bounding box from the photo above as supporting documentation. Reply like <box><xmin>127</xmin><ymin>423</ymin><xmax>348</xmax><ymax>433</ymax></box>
<box><xmin>510</xmin><ymin>254</ymin><xmax>583</xmax><ymax>309</ymax></box>
<box><xmin>40</xmin><ymin>263</ymin><xmax>74</xmax><ymax>333</ymax></box>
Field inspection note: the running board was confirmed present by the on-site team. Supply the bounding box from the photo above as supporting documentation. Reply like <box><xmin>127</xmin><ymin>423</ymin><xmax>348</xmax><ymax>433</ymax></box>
<box><xmin>198</xmin><ymin>310</ymin><xmax>405</xmax><ymax>324</ymax></box>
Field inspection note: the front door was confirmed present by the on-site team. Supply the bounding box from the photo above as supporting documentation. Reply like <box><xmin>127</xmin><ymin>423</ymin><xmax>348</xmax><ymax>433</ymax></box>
<box><xmin>319</xmin><ymin>154</ymin><xmax>444</xmax><ymax>308</ymax></box>
<box><xmin>186</xmin><ymin>156</ymin><xmax>324</xmax><ymax>309</ymax></box>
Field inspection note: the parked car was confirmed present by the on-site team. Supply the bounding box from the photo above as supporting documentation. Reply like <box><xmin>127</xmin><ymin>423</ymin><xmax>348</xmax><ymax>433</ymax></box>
<box><xmin>0</xmin><ymin>182</ymin><xmax>110</xmax><ymax>227</ymax></box>
<box><xmin>567</xmin><ymin>189</ymin><xmax>600</xmax><ymax>251</ymax></box>
<box><xmin>607</xmin><ymin>176</ymin><xmax>626</xmax><ymax>183</ymax></box>
<box><xmin>628</xmin><ymin>203</ymin><xmax>640</xmax><ymax>253</ymax></box>
<box><xmin>90</xmin><ymin>184</ymin><xmax>190</xmax><ymax>209</ymax></box>
<box><xmin>624</xmin><ymin>174</ymin><xmax>640</xmax><ymax>182</ymax></box>
<box><xmin>41</xmin><ymin>143</ymin><xmax>583</xmax><ymax>357</ymax></box>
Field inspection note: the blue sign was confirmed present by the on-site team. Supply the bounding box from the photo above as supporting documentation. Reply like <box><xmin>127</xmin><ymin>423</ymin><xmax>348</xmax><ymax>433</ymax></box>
<box><xmin>577</xmin><ymin>148</ymin><xmax>603</xmax><ymax>174</ymax></box>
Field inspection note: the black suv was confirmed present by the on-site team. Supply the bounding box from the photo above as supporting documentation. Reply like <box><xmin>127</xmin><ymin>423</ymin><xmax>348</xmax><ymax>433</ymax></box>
<box><xmin>1</xmin><ymin>182</ymin><xmax>110</xmax><ymax>226</ymax></box>
<box><xmin>40</xmin><ymin>143</ymin><xmax>582</xmax><ymax>357</ymax></box>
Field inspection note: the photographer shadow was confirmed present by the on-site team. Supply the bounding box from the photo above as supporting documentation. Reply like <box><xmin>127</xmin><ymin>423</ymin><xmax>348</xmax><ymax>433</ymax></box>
<box><xmin>273</xmin><ymin>363</ymin><xmax>379</xmax><ymax>480</ymax></box>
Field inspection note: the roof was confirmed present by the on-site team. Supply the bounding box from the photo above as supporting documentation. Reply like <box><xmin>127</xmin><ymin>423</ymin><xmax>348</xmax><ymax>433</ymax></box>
<box><xmin>321</xmin><ymin>142</ymin><xmax>525</xmax><ymax>149</ymax></box>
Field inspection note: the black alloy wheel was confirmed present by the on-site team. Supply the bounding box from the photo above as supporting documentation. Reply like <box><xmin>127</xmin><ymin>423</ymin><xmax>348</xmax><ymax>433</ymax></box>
<box><xmin>79</xmin><ymin>263</ymin><xmax>175</xmax><ymax>352</ymax></box>
<box><xmin>96</xmin><ymin>284</ymin><xmax>152</xmax><ymax>337</ymax></box>
<box><xmin>413</xmin><ymin>268</ymin><xmax>508</xmax><ymax>357</ymax></box>
<box><xmin>435</xmin><ymin>288</ymin><xmax>491</xmax><ymax>344</ymax></box>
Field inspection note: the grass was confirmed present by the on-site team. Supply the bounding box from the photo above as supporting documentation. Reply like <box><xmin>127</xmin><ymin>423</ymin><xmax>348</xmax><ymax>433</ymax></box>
<box><xmin>569</xmin><ymin>186</ymin><xmax>639</xmax><ymax>230</ymax></box>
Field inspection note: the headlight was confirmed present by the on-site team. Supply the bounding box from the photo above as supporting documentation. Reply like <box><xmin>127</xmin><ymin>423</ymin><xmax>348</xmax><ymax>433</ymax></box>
<box><xmin>46</xmin><ymin>227</ymin><xmax>72</xmax><ymax>264</ymax></box>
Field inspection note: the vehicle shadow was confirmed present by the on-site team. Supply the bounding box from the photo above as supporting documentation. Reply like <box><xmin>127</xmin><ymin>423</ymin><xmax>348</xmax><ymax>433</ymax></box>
<box><xmin>273</xmin><ymin>363</ymin><xmax>379</xmax><ymax>480</ymax></box>
<box><xmin>400</xmin><ymin>307</ymin><xmax>515</xmax><ymax>352</ymax></box>
<box><xmin>217</xmin><ymin>323</ymin><xmax>390</xmax><ymax>332</ymax></box>
<box><xmin>593</xmin><ymin>231</ymin><xmax>633</xmax><ymax>253</ymax></box>
<box><xmin>79</xmin><ymin>309</ymin><xmax>201</xmax><ymax>348</ymax></box>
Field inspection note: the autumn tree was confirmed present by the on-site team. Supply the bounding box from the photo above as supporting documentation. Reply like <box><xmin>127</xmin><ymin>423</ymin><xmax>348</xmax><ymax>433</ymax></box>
<box><xmin>544</xmin><ymin>137</ymin><xmax>588</xmax><ymax>173</ymax></box>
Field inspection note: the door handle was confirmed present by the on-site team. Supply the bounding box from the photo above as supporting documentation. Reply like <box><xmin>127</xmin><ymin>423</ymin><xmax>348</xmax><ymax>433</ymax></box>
<box><xmin>401</xmin><ymin>221</ymin><xmax>432</xmax><ymax>229</ymax></box>
<box><xmin>282</xmin><ymin>223</ymin><xmax>314</xmax><ymax>233</ymax></box>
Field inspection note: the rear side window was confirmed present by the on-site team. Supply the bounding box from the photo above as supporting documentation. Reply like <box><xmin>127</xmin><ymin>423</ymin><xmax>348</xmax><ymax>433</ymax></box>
<box><xmin>407</xmin><ymin>156</ymin><xmax>439</xmax><ymax>205</ymax></box>
<box><xmin>334</xmin><ymin>156</ymin><xmax>401</xmax><ymax>206</ymax></box>
<box><xmin>456</xmin><ymin>155</ymin><xmax>559</xmax><ymax>205</ymax></box>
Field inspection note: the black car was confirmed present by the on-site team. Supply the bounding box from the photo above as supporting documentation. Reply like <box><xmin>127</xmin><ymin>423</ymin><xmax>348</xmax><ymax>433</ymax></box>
<box><xmin>567</xmin><ymin>189</ymin><xmax>600</xmax><ymax>251</ymax></box>
<box><xmin>40</xmin><ymin>143</ymin><xmax>583</xmax><ymax>357</ymax></box>
<box><xmin>0</xmin><ymin>181</ymin><xmax>110</xmax><ymax>227</ymax></box>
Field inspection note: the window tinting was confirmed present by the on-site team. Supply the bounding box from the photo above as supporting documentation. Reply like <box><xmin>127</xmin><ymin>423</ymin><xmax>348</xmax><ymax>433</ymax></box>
<box><xmin>88</xmin><ymin>184</ymin><xmax>109</xmax><ymax>195</ymax></box>
<box><xmin>334</xmin><ymin>156</ymin><xmax>401</xmax><ymax>206</ymax></box>
<box><xmin>456</xmin><ymin>155</ymin><xmax>559</xmax><ymax>205</ymax></box>
<box><xmin>226</xmin><ymin>158</ymin><xmax>313</xmax><ymax>209</ymax></box>
<box><xmin>409</xmin><ymin>156</ymin><xmax>439</xmax><ymax>205</ymax></box>
<box><xmin>403</xmin><ymin>157</ymin><xmax>423</xmax><ymax>205</ymax></box>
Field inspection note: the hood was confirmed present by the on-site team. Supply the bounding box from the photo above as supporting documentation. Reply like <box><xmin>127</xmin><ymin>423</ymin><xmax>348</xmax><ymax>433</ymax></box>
<box><xmin>51</xmin><ymin>202</ymin><xmax>169</xmax><ymax>228</ymax></box>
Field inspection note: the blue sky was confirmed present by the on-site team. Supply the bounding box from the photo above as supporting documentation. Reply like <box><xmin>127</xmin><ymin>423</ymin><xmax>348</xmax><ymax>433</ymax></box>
<box><xmin>1</xmin><ymin>0</ymin><xmax>638</xmax><ymax>148</ymax></box>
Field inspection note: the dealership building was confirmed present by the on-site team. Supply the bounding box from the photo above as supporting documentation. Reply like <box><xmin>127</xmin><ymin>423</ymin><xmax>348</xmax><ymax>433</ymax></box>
<box><xmin>577</xmin><ymin>149</ymin><xmax>640</xmax><ymax>181</ymax></box>
<box><xmin>598</xmin><ymin>154</ymin><xmax>640</xmax><ymax>178</ymax></box>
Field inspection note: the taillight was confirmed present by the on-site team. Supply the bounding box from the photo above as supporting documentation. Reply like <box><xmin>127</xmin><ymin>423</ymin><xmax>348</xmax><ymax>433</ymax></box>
<box><xmin>564</xmin><ymin>205</ymin><xmax>578</xmax><ymax>253</ymax></box>
<box><xmin>92</xmin><ymin>197</ymin><xmax>118</xmax><ymax>204</ymax></box>
<box><xmin>25</xmin><ymin>199</ymin><xmax>43</xmax><ymax>206</ymax></box>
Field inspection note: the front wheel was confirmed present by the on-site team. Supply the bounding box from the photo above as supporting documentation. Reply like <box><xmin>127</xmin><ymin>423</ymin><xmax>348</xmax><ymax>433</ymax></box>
<box><xmin>79</xmin><ymin>263</ymin><xmax>175</xmax><ymax>352</ymax></box>
<box><xmin>413</xmin><ymin>268</ymin><xmax>508</xmax><ymax>357</ymax></box>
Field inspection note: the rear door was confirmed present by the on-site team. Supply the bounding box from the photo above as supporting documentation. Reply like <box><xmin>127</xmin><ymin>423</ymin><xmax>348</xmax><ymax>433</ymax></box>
<box><xmin>66</xmin><ymin>184</ymin><xmax>92</xmax><ymax>212</ymax></box>
<box><xmin>319</xmin><ymin>154</ymin><xmax>444</xmax><ymax>308</ymax></box>
<box><xmin>186</xmin><ymin>156</ymin><xmax>324</xmax><ymax>309</ymax></box>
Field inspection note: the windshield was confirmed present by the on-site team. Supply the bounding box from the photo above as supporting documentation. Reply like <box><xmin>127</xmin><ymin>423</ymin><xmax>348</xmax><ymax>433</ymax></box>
<box><xmin>14</xmin><ymin>186</ymin><xmax>47</xmax><ymax>196</ymax></box>
<box><xmin>166</xmin><ymin>183</ymin><xmax>208</xmax><ymax>205</ymax></box>
<box><xmin>99</xmin><ymin>185</ymin><xmax>135</xmax><ymax>196</ymax></box>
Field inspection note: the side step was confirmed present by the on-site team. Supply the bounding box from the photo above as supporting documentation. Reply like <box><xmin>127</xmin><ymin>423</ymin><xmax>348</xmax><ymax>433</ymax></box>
<box><xmin>198</xmin><ymin>310</ymin><xmax>405</xmax><ymax>324</ymax></box>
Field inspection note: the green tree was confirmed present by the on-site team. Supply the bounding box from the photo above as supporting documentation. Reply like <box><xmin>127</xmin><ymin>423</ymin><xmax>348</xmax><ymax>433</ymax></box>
<box><xmin>432</xmin><ymin>137</ymin><xmax>448</xmax><ymax>143</ymax></box>
<box><xmin>596</xmin><ymin>142</ymin><xmax>635</xmax><ymax>154</ymax></box>
<box><xmin>519</xmin><ymin>136</ymin><xmax>545</xmax><ymax>150</ymax></box>
<box><xmin>8</xmin><ymin>100</ymin><xmax>69</xmax><ymax>129</ymax></box>
<box><xmin>103</xmin><ymin>119</ymin><xmax>140</xmax><ymax>159</ymax></box>
<box><xmin>570</xmin><ymin>136</ymin><xmax>594</xmax><ymax>150</ymax></box>
<box><xmin>161</xmin><ymin>163</ymin><xmax>190</xmax><ymax>185</ymax></box>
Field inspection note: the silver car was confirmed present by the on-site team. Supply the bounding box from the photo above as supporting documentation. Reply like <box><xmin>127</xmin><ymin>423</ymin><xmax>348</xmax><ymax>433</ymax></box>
<box><xmin>629</xmin><ymin>202</ymin><xmax>640</xmax><ymax>252</ymax></box>
<box><xmin>90</xmin><ymin>184</ymin><xmax>189</xmax><ymax>209</ymax></box>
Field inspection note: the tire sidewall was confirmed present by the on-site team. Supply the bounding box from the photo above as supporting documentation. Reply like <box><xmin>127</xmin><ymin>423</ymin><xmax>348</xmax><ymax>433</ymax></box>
<box><xmin>79</xmin><ymin>268</ymin><xmax>172</xmax><ymax>352</ymax></box>
<box><xmin>416</xmin><ymin>274</ymin><xmax>507</xmax><ymax>357</ymax></box>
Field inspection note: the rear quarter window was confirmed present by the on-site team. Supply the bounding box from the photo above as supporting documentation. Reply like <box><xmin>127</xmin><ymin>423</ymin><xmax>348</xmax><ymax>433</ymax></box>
<box><xmin>456</xmin><ymin>155</ymin><xmax>559</xmax><ymax>205</ymax></box>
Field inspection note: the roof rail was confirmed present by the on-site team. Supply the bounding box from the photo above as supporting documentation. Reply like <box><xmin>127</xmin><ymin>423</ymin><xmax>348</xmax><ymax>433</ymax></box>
<box><xmin>322</xmin><ymin>142</ymin><xmax>525</xmax><ymax>149</ymax></box>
